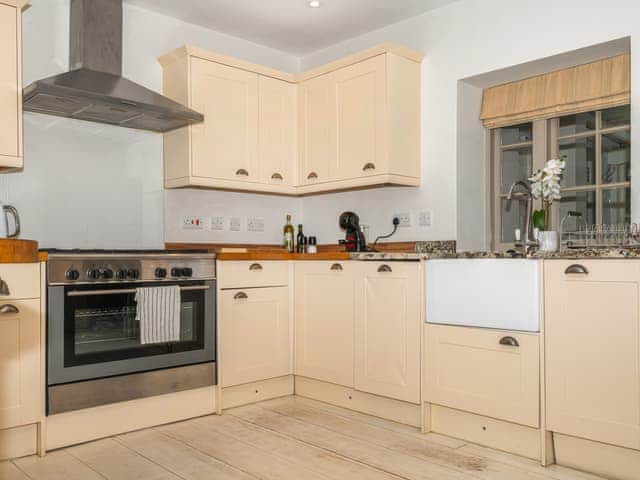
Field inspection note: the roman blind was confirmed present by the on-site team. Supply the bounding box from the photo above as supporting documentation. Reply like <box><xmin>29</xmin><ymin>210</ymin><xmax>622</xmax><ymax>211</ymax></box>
<box><xmin>480</xmin><ymin>54</ymin><xmax>630</xmax><ymax>128</ymax></box>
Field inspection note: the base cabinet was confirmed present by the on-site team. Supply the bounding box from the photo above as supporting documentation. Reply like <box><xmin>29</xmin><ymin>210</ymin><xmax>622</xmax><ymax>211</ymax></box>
<box><xmin>219</xmin><ymin>286</ymin><xmax>291</xmax><ymax>387</ymax></box>
<box><xmin>294</xmin><ymin>261</ymin><xmax>356</xmax><ymax>387</ymax></box>
<box><xmin>424</xmin><ymin>324</ymin><xmax>540</xmax><ymax>428</ymax></box>
<box><xmin>545</xmin><ymin>260</ymin><xmax>640</xmax><ymax>450</ymax></box>
<box><xmin>354</xmin><ymin>262</ymin><xmax>422</xmax><ymax>404</ymax></box>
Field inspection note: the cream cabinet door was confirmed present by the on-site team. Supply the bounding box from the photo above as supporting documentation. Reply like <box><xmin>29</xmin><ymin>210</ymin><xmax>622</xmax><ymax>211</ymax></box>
<box><xmin>298</xmin><ymin>74</ymin><xmax>335</xmax><ymax>185</ymax></box>
<box><xmin>545</xmin><ymin>260</ymin><xmax>640</xmax><ymax>450</ymax></box>
<box><xmin>258</xmin><ymin>76</ymin><xmax>297</xmax><ymax>188</ymax></box>
<box><xmin>424</xmin><ymin>324</ymin><xmax>540</xmax><ymax>428</ymax></box>
<box><xmin>190</xmin><ymin>58</ymin><xmax>259</xmax><ymax>182</ymax></box>
<box><xmin>294</xmin><ymin>262</ymin><xmax>356</xmax><ymax>387</ymax></box>
<box><xmin>220</xmin><ymin>287</ymin><xmax>291</xmax><ymax>387</ymax></box>
<box><xmin>354</xmin><ymin>261</ymin><xmax>421</xmax><ymax>403</ymax></box>
<box><xmin>0</xmin><ymin>299</ymin><xmax>41</xmax><ymax>429</ymax></box>
<box><xmin>0</xmin><ymin>3</ymin><xmax>22</xmax><ymax>168</ymax></box>
<box><xmin>332</xmin><ymin>55</ymin><xmax>387</xmax><ymax>181</ymax></box>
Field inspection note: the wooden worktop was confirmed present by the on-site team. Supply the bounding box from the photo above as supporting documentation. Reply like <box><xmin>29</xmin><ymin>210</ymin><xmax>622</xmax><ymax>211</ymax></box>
<box><xmin>0</xmin><ymin>239</ymin><xmax>40</xmax><ymax>263</ymax></box>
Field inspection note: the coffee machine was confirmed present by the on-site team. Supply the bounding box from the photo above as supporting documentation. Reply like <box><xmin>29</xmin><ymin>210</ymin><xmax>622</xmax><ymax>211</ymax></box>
<box><xmin>339</xmin><ymin>211</ymin><xmax>367</xmax><ymax>252</ymax></box>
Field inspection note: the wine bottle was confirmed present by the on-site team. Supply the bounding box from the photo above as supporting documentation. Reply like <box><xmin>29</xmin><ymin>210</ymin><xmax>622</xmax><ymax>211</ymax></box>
<box><xmin>283</xmin><ymin>214</ymin><xmax>294</xmax><ymax>253</ymax></box>
<box><xmin>296</xmin><ymin>224</ymin><xmax>304</xmax><ymax>253</ymax></box>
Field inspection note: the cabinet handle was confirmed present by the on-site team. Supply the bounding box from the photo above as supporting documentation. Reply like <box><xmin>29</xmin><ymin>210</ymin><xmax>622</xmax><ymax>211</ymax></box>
<box><xmin>307</xmin><ymin>172</ymin><xmax>318</xmax><ymax>180</ymax></box>
<box><xmin>233</xmin><ymin>292</ymin><xmax>248</xmax><ymax>300</ymax></box>
<box><xmin>0</xmin><ymin>278</ymin><xmax>9</xmax><ymax>296</ymax></box>
<box><xmin>271</xmin><ymin>173</ymin><xmax>283</xmax><ymax>180</ymax></box>
<box><xmin>377</xmin><ymin>264</ymin><xmax>392</xmax><ymax>273</ymax></box>
<box><xmin>249</xmin><ymin>263</ymin><xmax>263</xmax><ymax>271</ymax></box>
<box><xmin>363</xmin><ymin>162</ymin><xmax>376</xmax><ymax>172</ymax></box>
<box><xmin>330</xmin><ymin>263</ymin><xmax>343</xmax><ymax>271</ymax></box>
<box><xmin>499</xmin><ymin>336</ymin><xmax>519</xmax><ymax>347</ymax></box>
<box><xmin>564</xmin><ymin>264</ymin><xmax>589</xmax><ymax>275</ymax></box>
<box><xmin>235</xmin><ymin>168</ymin><xmax>249</xmax><ymax>177</ymax></box>
<box><xmin>0</xmin><ymin>304</ymin><xmax>19</xmax><ymax>315</ymax></box>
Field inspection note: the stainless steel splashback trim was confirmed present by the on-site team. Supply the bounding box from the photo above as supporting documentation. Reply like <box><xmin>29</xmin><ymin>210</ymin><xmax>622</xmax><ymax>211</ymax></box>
<box><xmin>48</xmin><ymin>362</ymin><xmax>216</xmax><ymax>415</ymax></box>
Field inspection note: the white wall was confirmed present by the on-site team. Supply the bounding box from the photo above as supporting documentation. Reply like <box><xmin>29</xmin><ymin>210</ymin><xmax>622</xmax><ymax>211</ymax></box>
<box><xmin>4</xmin><ymin>0</ymin><xmax>299</xmax><ymax>248</ymax></box>
<box><xmin>298</xmin><ymin>0</ymin><xmax>640</xmax><ymax>250</ymax></box>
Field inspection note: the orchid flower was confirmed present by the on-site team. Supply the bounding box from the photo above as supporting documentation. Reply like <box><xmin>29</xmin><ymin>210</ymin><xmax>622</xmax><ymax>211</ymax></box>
<box><xmin>529</xmin><ymin>157</ymin><xmax>566</xmax><ymax>204</ymax></box>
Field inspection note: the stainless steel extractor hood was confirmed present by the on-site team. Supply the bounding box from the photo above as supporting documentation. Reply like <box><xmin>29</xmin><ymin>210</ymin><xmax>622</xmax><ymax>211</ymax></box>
<box><xmin>23</xmin><ymin>0</ymin><xmax>203</xmax><ymax>133</ymax></box>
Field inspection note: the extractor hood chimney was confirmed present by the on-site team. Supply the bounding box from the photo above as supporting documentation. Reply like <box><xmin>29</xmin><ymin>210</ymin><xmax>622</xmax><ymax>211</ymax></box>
<box><xmin>22</xmin><ymin>0</ymin><xmax>204</xmax><ymax>133</ymax></box>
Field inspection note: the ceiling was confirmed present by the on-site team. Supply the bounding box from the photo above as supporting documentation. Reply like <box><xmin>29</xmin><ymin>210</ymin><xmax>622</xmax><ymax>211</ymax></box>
<box><xmin>124</xmin><ymin>0</ymin><xmax>457</xmax><ymax>55</ymax></box>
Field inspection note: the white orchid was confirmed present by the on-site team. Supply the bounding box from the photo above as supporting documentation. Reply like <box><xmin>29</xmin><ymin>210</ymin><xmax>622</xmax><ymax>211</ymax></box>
<box><xmin>529</xmin><ymin>157</ymin><xmax>566</xmax><ymax>204</ymax></box>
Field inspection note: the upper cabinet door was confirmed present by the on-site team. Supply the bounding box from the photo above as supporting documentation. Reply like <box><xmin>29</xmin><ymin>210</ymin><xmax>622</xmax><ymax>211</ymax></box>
<box><xmin>354</xmin><ymin>261</ymin><xmax>421</xmax><ymax>404</ymax></box>
<box><xmin>332</xmin><ymin>55</ymin><xmax>387</xmax><ymax>181</ymax></box>
<box><xmin>298</xmin><ymin>74</ymin><xmax>336</xmax><ymax>186</ymax></box>
<box><xmin>294</xmin><ymin>261</ymin><xmax>356</xmax><ymax>387</ymax></box>
<box><xmin>0</xmin><ymin>3</ymin><xmax>22</xmax><ymax>169</ymax></box>
<box><xmin>545</xmin><ymin>260</ymin><xmax>640</xmax><ymax>450</ymax></box>
<box><xmin>258</xmin><ymin>76</ymin><xmax>297</xmax><ymax>187</ymax></box>
<box><xmin>190</xmin><ymin>58</ymin><xmax>259</xmax><ymax>182</ymax></box>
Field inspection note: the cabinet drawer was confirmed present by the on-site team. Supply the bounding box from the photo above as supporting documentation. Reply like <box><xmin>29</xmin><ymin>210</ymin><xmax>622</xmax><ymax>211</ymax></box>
<box><xmin>0</xmin><ymin>264</ymin><xmax>40</xmax><ymax>300</ymax></box>
<box><xmin>219</xmin><ymin>261</ymin><xmax>289</xmax><ymax>289</ymax></box>
<box><xmin>425</xmin><ymin>324</ymin><xmax>540</xmax><ymax>428</ymax></box>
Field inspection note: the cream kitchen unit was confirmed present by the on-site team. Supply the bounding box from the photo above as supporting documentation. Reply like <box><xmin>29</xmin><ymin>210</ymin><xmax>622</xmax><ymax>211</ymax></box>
<box><xmin>0</xmin><ymin>0</ymin><xmax>26</xmax><ymax>171</ymax></box>
<box><xmin>160</xmin><ymin>44</ymin><xmax>422</xmax><ymax>195</ymax></box>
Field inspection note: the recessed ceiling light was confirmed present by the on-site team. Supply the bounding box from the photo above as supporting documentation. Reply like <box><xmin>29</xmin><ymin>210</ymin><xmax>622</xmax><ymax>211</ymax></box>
<box><xmin>308</xmin><ymin>0</ymin><xmax>321</xmax><ymax>8</ymax></box>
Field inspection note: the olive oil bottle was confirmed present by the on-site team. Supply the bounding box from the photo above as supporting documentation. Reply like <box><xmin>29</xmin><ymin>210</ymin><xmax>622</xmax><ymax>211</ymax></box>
<box><xmin>283</xmin><ymin>214</ymin><xmax>294</xmax><ymax>252</ymax></box>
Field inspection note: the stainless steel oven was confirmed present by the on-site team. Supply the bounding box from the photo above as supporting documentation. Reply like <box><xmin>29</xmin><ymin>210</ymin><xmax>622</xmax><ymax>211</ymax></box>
<box><xmin>46</xmin><ymin>250</ymin><xmax>216</xmax><ymax>414</ymax></box>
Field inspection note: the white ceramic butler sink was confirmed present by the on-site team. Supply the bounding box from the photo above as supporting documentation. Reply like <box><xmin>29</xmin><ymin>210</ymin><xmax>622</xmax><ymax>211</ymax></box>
<box><xmin>425</xmin><ymin>259</ymin><xmax>540</xmax><ymax>332</ymax></box>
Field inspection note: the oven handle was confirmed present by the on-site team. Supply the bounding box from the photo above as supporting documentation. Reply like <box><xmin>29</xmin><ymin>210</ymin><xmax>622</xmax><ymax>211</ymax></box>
<box><xmin>66</xmin><ymin>285</ymin><xmax>210</xmax><ymax>297</ymax></box>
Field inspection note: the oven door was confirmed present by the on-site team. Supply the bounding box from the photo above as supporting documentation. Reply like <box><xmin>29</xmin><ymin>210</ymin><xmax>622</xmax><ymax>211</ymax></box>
<box><xmin>47</xmin><ymin>280</ymin><xmax>216</xmax><ymax>385</ymax></box>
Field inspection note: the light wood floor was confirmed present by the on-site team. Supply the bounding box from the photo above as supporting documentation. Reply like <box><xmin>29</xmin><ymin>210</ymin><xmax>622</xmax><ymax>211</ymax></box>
<box><xmin>1</xmin><ymin>396</ymin><xmax>605</xmax><ymax>480</ymax></box>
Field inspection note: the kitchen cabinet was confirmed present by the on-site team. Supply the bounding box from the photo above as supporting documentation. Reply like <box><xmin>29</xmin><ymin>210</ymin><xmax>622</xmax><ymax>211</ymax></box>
<box><xmin>0</xmin><ymin>1</ymin><xmax>25</xmax><ymax>171</ymax></box>
<box><xmin>161</xmin><ymin>44</ymin><xmax>422</xmax><ymax>195</ymax></box>
<box><xmin>298</xmin><ymin>74</ymin><xmax>335</xmax><ymax>186</ymax></box>
<box><xmin>354</xmin><ymin>261</ymin><xmax>422</xmax><ymax>404</ymax></box>
<box><xmin>545</xmin><ymin>260</ymin><xmax>640</xmax><ymax>450</ymax></box>
<box><xmin>219</xmin><ymin>286</ymin><xmax>291</xmax><ymax>387</ymax></box>
<box><xmin>424</xmin><ymin>324</ymin><xmax>540</xmax><ymax>428</ymax></box>
<box><xmin>294</xmin><ymin>261</ymin><xmax>356</xmax><ymax>387</ymax></box>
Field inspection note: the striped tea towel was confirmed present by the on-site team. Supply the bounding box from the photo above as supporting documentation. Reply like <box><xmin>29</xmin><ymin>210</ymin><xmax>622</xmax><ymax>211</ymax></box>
<box><xmin>136</xmin><ymin>286</ymin><xmax>181</xmax><ymax>344</ymax></box>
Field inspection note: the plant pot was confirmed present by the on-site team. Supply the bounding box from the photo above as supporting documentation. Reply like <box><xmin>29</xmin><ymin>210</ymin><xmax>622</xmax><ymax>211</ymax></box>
<box><xmin>538</xmin><ymin>231</ymin><xmax>559</xmax><ymax>252</ymax></box>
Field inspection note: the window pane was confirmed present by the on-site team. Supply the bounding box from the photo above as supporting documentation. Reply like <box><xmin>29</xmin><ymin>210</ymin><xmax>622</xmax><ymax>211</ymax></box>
<box><xmin>558</xmin><ymin>111</ymin><xmax>596</xmax><ymax>137</ymax></box>
<box><xmin>602</xmin><ymin>130</ymin><xmax>631</xmax><ymax>183</ymax></box>
<box><xmin>602</xmin><ymin>187</ymin><xmax>631</xmax><ymax>225</ymax></box>
<box><xmin>558</xmin><ymin>190</ymin><xmax>596</xmax><ymax>226</ymax></box>
<box><xmin>500</xmin><ymin>123</ymin><xmax>532</xmax><ymax>145</ymax></box>
<box><xmin>559</xmin><ymin>136</ymin><xmax>595</xmax><ymax>187</ymax></box>
<box><xmin>602</xmin><ymin>105</ymin><xmax>630</xmax><ymax>129</ymax></box>
<box><xmin>500</xmin><ymin>197</ymin><xmax>526</xmax><ymax>243</ymax></box>
<box><xmin>500</xmin><ymin>147</ymin><xmax>532</xmax><ymax>194</ymax></box>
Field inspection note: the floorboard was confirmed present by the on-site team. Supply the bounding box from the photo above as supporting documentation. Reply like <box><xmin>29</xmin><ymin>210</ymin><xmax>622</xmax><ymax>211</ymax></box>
<box><xmin>4</xmin><ymin>396</ymin><xmax>606</xmax><ymax>480</ymax></box>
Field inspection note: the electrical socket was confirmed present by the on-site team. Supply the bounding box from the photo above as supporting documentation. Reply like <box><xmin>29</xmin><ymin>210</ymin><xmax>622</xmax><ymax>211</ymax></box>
<box><xmin>418</xmin><ymin>211</ymin><xmax>432</xmax><ymax>227</ymax></box>
<box><xmin>210</xmin><ymin>216</ymin><xmax>225</xmax><ymax>231</ymax></box>
<box><xmin>393</xmin><ymin>213</ymin><xmax>411</xmax><ymax>228</ymax></box>
<box><xmin>247</xmin><ymin>217</ymin><xmax>265</xmax><ymax>232</ymax></box>
<box><xmin>181</xmin><ymin>216</ymin><xmax>207</xmax><ymax>230</ymax></box>
<box><xmin>229</xmin><ymin>217</ymin><xmax>242</xmax><ymax>232</ymax></box>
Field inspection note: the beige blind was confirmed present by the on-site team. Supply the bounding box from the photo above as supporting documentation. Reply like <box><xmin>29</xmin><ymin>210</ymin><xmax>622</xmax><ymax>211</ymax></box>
<box><xmin>480</xmin><ymin>54</ymin><xmax>630</xmax><ymax>128</ymax></box>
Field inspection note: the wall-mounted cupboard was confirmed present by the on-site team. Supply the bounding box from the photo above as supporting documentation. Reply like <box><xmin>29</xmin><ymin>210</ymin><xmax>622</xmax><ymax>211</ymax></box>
<box><xmin>0</xmin><ymin>0</ymin><xmax>26</xmax><ymax>171</ymax></box>
<box><xmin>160</xmin><ymin>44</ymin><xmax>422</xmax><ymax>195</ymax></box>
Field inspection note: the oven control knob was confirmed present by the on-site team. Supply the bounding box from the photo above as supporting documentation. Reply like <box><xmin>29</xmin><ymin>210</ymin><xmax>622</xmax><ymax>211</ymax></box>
<box><xmin>87</xmin><ymin>269</ymin><xmax>100</xmax><ymax>280</ymax></box>
<box><xmin>127</xmin><ymin>269</ymin><xmax>140</xmax><ymax>280</ymax></box>
<box><xmin>115</xmin><ymin>269</ymin><xmax>127</xmax><ymax>280</ymax></box>
<box><xmin>182</xmin><ymin>267</ymin><xmax>193</xmax><ymax>277</ymax></box>
<box><xmin>155</xmin><ymin>268</ymin><xmax>167</xmax><ymax>278</ymax></box>
<box><xmin>171</xmin><ymin>267</ymin><xmax>184</xmax><ymax>277</ymax></box>
<box><xmin>65</xmin><ymin>269</ymin><xmax>80</xmax><ymax>281</ymax></box>
<box><xmin>100</xmin><ymin>268</ymin><xmax>114</xmax><ymax>280</ymax></box>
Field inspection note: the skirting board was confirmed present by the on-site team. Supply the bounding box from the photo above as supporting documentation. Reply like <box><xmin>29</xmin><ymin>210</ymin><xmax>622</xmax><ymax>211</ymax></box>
<box><xmin>222</xmin><ymin>375</ymin><xmax>294</xmax><ymax>410</ymax></box>
<box><xmin>294</xmin><ymin>376</ymin><xmax>421</xmax><ymax>427</ymax></box>
<box><xmin>46</xmin><ymin>386</ymin><xmax>217</xmax><ymax>451</ymax></box>
<box><xmin>554</xmin><ymin>433</ymin><xmax>640</xmax><ymax>480</ymax></box>
<box><xmin>0</xmin><ymin>424</ymin><xmax>37</xmax><ymax>461</ymax></box>
<box><xmin>429</xmin><ymin>404</ymin><xmax>541</xmax><ymax>461</ymax></box>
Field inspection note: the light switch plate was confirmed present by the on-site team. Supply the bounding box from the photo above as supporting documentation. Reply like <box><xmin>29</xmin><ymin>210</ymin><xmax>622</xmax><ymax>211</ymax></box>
<box><xmin>247</xmin><ymin>217</ymin><xmax>265</xmax><ymax>232</ymax></box>
<box><xmin>418</xmin><ymin>211</ymin><xmax>432</xmax><ymax>227</ymax></box>
<box><xmin>210</xmin><ymin>217</ymin><xmax>225</xmax><ymax>231</ymax></box>
<box><xmin>229</xmin><ymin>217</ymin><xmax>242</xmax><ymax>232</ymax></box>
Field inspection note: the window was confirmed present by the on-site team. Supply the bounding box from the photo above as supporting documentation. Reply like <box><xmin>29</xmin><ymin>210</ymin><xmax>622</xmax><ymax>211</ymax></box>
<box><xmin>490</xmin><ymin>105</ymin><xmax>631</xmax><ymax>250</ymax></box>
